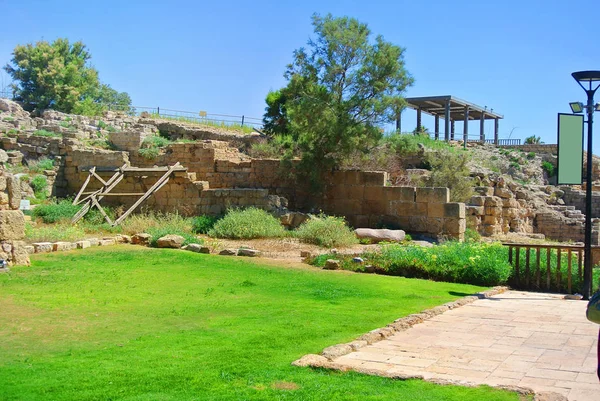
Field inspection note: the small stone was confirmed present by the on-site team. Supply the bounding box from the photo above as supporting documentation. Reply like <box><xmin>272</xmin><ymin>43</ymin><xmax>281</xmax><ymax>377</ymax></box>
<box><xmin>291</xmin><ymin>354</ymin><xmax>329</xmax><ymax>368</ymax></box>
<box><xmin>219</xmin><ymin>249</ymin><xmax>238</xmax><ymax>256</ymax></box>
<box><xmin>98</xmin><ymin>239</ymin><xmax>115</xmax><ymax>246</ymax></box>
<box><xmin>352</xmin><ymin>257</ymin><xmax>364</xmax><ymax>264</ymax></box>
<box><xmin>300</xmin><ymin>250</ymin><xmax>312</xmax><ymax>258</ymax></box>
<box><xmin>564</xmin><ymin>294</ymin><xmax>583</xmax><ymax>300</ymax></box>
<box><xmin>238</xmin><ymin>248</ymin><xmax>261</xmax><ymax>257</ymax></box>
<box><xmin>183</xmin><ymin>243</ymin><xmax>210</xmax><ymax>253</ymax></box>
<box><xmin>156</xmin><ymin>234</ymin><xmax>185</xmax><ymax>248</ymax></box>
<box><xmin>324</xmin><ymin>259</ymin><xmax>340</xmax><ymax>270</ymax></box>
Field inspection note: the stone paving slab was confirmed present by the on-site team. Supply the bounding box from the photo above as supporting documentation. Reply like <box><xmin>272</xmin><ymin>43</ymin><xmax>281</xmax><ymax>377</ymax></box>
<box><xmin>330</xmin><ymin>291</ymin><xmax>599</xmax><ymax>401</ymax></box>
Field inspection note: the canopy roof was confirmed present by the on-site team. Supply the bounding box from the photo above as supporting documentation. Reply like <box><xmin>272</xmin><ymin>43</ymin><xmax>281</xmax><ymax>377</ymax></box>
<box><xmin>405</xmin><ymin>95</ymin><xmax>503</xmax><ymax>121</ymax></box>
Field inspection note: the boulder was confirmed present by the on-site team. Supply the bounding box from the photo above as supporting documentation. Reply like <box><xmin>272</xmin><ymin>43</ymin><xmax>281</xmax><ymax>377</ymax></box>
<box><xmin>6</xmin><ymin>175</ymin><xmax>21</xmax><ymax>210</ymax></box>
<box><xmin>131</xmin><ymin>233</ymin><xmax>152</xmax><ymax>245</ymax></box>
<box><xmin>52</xmin><ymin>242</ymin><xmax>74</xmax><ymax>252</ymax></box>
<box><xmin>354</xmin><ymin>228</ymin><xmax>405</xmax><ymax>243</ymax></box>
<box><xmin>280</xmin><ymin>212</ymin><xmax>310</xmax><ymax>229</ymax></box>
<box><xmin>183</xmin><ymin>243</ymin><xmax>210</xmax><ymax>254</ymax></box>
<box><xmin>76</xmin><ymin>240</ymin><xmax>91</xmax><ymax>249</ymax></box>
<box><xmin>0</xmin><ymin>149</ymin><xmax>8</xmax><ymax>164</ymax></box>
<box><xmin>219</xmin><ymin>249</ymin><xmax>238</xmax><ymax>256</ymax></box>
<box><xmin>238</xmin><ymin>248</ymin><xmax>261</xmax><ymax>257</ymax></box>
<box><xmin>33</xmin><ymin>242</ymin><xmax>53</xmax><ymax>253</ymax></box>
<box><xmin>324</xmin><ymin>259</ymin><xmax>340</xmax><ymax>270</ymax></box>
<box><xmin>156</xmin><ymin>234</ymin><xmax>185</xmax><ymax>248</ymax></box>
<box><xmin>0</xmin><ymin>210</ymin><xmax>25</xmax><ymax>240</ymax></box>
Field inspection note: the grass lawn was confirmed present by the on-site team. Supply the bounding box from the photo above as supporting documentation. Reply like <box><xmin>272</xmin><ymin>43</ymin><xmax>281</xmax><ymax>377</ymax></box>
<box><xmin>0</xmin><ymin>246</ymin><xmax>525</xmax><ymax>401</ymax></box>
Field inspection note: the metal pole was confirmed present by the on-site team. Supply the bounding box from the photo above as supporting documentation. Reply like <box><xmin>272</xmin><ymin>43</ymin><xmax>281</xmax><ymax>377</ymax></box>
<box><xmin>241</xmin><ymin>115</ymin><xmax>245</xmax><ymax>127</ymax></box>
<box><xmin>584</xmin><ymin>89</ymin><xmax>595</xmax><ymax>300</ymax></box>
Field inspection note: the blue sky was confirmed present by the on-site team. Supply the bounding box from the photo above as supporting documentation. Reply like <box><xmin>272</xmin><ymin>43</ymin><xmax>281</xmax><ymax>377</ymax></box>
<box><xmin>1</xmin><ymin>0</ymin><xmax>598</xmax><ymax>150</ymax></box>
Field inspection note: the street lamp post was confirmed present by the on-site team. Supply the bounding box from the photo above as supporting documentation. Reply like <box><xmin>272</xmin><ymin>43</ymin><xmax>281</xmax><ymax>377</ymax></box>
<box><xmin>570</xmin><ymin>71</ymin><xmax>600</xmax><ymax>300</ymax></box>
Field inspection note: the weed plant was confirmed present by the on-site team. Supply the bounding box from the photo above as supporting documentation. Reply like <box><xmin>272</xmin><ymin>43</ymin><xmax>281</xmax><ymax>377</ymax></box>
<box><xmin>32</xmin><ymin>199</ymin><xmax>80</xmax><ymax>223</ymax></box>
<box><xmin>28</xmin><ymin>157</ymin><xmax>54</xmax><ymax>173</ymax></box>
<box><xmin>208</xmin><ymin>207</ymin><xmax>286</xmax><ymax>239</ymax></box>
<box><xmin>33</xmin><ymin>129</ymin><xmax>60</xmax><ymax>138</ymax></box>
<box><xmin>294</xmin><ymin>215</ymin><xmax>357</xmax><ymax>248</ymax></box>
<box><xmin>25</xmin><ymin>222</ymin><xmax>85</xmax><ymax>242</ymax></box>
<box><xmin>148</xmin><ymin>113</ymin><xmax>255</xmax><ymax>134</ymax></box>
<box><xmin>192</xmin><ymin>215</ymin><xmax>220</xmax><ymax>234</ymax></box>
<box><xmin>30</xmin><ymin>175</ymin><xmax>48</xmax><ymax>199</ymax></box>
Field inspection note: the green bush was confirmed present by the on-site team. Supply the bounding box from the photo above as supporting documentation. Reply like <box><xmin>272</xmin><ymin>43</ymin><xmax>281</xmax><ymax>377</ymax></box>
<box><xmin>30</xmin><ymin>175</ymin><xmax>48</xmax><ymax>198</ymax></box>
<box><xmin>97</xmin><ymin>120</ymin><xmax>107</xmax><ymax>129</ymax></box>
<box><xmin>294</xmin><ymin>215</ymin><xmax>357</xmax><ymax>248</ymax></box>
<box><xmin>34</xmin><ymin>129</ymin><xmax>60</xmax><ymax>137</ymax></box>
<box><xmin>542</xmin><ymin>161</ymin><xmax>555</xmax><ymax>177</ymax></box>
<box><xmin>527</xmin><ymin>152</ymin><xmax>535</xmax><ymax>159</ymax></box>
<box><xmin>32</xmin><ymin>199</ymin><xmax>80</xmax><ymax>223</ymax></box>
<box><xmin>208</xmin><ymin>208</ymin><xmax>286</xmax><ymax>239</ymax></box>
<box><xmin>192</xmin><ymin>215</ymin><xmax>220</xmax><ymax>234</ymax></box>
<box><xmin>421</xmin><ymin>149</ymin><xmax>473</xmax><ymax>202</ymax></box>
<box><xmin>28</xmin><ymin>157</ymin><xmax>55</xmax><ymax>173</ymax></box>
<box><xmin>138</xmin><ymin>147</ymin><xmax>160</xmax><ymax>159</ymax></box>
<box><xmin>464</xmin><ymin>228</ymin><xmax>481</xmax><ymax>243</ymax></box>
<box><xmin>311</xmin><ymin>242</ymin><xmax>512</xmax><ymax>287</ymax></box>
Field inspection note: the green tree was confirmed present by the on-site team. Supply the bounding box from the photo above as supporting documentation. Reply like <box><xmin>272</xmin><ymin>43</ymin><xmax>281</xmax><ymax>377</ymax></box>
<box><xmin>524</xmin><ymin>135</ymin><xmax>543</xmax><ymax>144</ymax></box>
<box><xmin>4</xmin><ymin>38</ymin><xmax>131</xmax><ymax>115</ymax></box>
<box><xmin>274</xmin><ymin>14</ymin><xmax>413</xmax><ymax>186</ymax></box>
<box><xmin>263</xmin><ymin>89</ymin><xmax>289</xmax><ymax>136</ymax></box>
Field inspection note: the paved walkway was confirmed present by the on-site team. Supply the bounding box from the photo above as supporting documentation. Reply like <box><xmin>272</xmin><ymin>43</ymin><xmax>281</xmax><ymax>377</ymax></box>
<box><xmin>332</xmin><ymin>291</ymin><xmax>599</xmax><ymax>400</ymax></box>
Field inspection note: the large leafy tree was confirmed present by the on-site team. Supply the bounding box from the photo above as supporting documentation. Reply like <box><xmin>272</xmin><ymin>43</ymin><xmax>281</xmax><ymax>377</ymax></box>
<box><xmin>268</xmin><ymin>14</ymin><xmax>413</xmax><ymax>185</ymax></box>
<box><xmin>4</xmin><ymin>38</ymin><xmax>131</xmax><ymax>115</ymax></box>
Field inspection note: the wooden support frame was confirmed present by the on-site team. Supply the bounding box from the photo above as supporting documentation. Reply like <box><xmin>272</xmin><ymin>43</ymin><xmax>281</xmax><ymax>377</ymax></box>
<box><xmin>71</xmin><ymin>163</ymin><xmax>185</xmax><ymax>226</ymax></box>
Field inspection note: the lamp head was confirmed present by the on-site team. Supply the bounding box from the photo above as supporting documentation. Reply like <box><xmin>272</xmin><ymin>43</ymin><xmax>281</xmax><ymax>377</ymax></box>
<box><xmin>570</xmin><ymin>102</ymin><xmax>584</xmax><ymax>113</ymax></box>
<box><xmin>572</xmin><ymin>71</ymin><xmax>600</xmax><ymax>84</ymax></box>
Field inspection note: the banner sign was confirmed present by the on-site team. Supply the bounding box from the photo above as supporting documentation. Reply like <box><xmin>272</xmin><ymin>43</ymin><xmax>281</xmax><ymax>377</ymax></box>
<box><xmin>557</xmin><ymin>113</ymin><xmax>584</xmax><ymax>185</ymax></box>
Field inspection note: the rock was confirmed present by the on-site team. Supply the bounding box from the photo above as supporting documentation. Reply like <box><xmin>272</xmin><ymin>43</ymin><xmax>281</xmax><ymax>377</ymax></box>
<box><xmin>131</xmin><ymin>233</ymin><xmax>152</xmax><ymax>245</ymax></box>
<box><xmin>279</xmin><ymin>212</ymin><xmax>310</xmax><ymax>229</ymax></box>
<box><xmin>354</xmin><ymin>228</ymin><xmax>405</xmax><ymax>243</ymax></box>
<box><xmin>219</xmin><ymin>249</ymin><xmax>238</xmax><ymax>256</ymax></box>
<box><xmin>183</xmin><ymin>243</ymin><xmax>210</xmax><ymax>253</ymax></box>
<box><xmin>87</xmin><ymin>238</ymin><xmax>100</xmax><ymax>246</ymax></box>
<box><xmin>0</xmin><ymin>149</ymin><xmax>8</xmax><ymax>164</ymax></box>
<box><xmin>33</xmin><ymin>242</ymin><xmax>53</xmax><ymax>253</ymax></box>
<box><xmin>76</xmin><ymin>240</ymin><xmax>91</xmax><ymax>249</ymax></box>
<box><xmin>6</xmin><ymin>175</ymin><xmax>21</xmax><ymax>210</ymax></box>
<box><xmin>564</xmin><ymin>294</ymin><xmax>583</xmax><ymax>300</ymax></box>
<box><xmin>352</xmin><ymin>257</ymin><xmax>364</xmax><ymax>264</ymax></box>
<box><xmin>156</xmin><ymin>234</ymin><xmax>185</xmax><ymax>248</ymax></box>
<box><xmin>24</xmin><ymin>245</ymin><xmax>34</xmax><ymax>254</ymax></box>
<box><xmin>494</xmin><ymin>187</ymin><xmax>513</xmax><ymax>199</ymax></box>
<box><xmin>0</xmin><ymin>210</ymin><xmax>25</xmax><ymax>240</ymax></box>
<box><xmin>98</xmin><ymin>239</ymin><xmax>115</xmax><ymax>246</ymax></box>
<box><xmin>291</xmin><ymin>354</ymin><xmax>329</xmax><ymax>368</ymax></box>
<box><xmin>53</xmin><ymin>242</ymin><xmax>74</xmax><ymax>252</ymax></box>
<box><xmin>238</xmin><ymin>248</ymin><xmax>261</xmax><ymax>257</ymax></box>
<box><xmin>322</xmin><ymin>343</ymin><xmax>353</xmax><ymax>359</ymax></box>
<box><xmin>534</xmin><ymin>391</ymin><xmax>568</xmax><ymax>401</ymax></box>
<box><xmin>300</xmin><ymin>250</ymin><xmax>313</xmax><ymax>258</ymax></box>
<box><xmin>115</xmin><ymin>234</ymin><xmax>131</xmax><ymax>243</ymax></box>
<box><xmin>324</xmin><ymin>259</ymin><xmax>340</xmax><ymax>270</ymax></box>
<box><xmin>11</xmin><ymin>241</ymin><xmax>30</xmax><ymax>265</ymax></box>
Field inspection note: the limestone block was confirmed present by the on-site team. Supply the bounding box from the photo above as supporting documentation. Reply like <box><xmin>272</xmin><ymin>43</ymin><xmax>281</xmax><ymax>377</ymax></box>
<box><xmin>425</xmin><ymin>217</ymin><xmax>444</xmax><ymax>234</ymax></box>
<box><xmin>408</xmin><ymin>216</ymin><xmax>428</xmax><ymax>232</ymax></box>
<box><xmin>53</xmin><ymin>242</ymin><xmax>74</xmax><ymax>252</ymax></box>
<box><xmin>354</xmin><ymin>228</ymin><xmax>405</xmax><ymax>243</ymax></box>
<box><xmin>98</xmin><ymin>239</ymin><xmax>115</xmax><ymax>246</ymax></box>
<box><xmin>384</xmin><ymin>186</ymin><xmax>415</xmax><ymax>202</ymax></box>
<box><xmin>360</xmin><ymin>171</ymin><xmax>387</xmax><ymax>186</ymax></box>
<box><xmin>469</xmin><ymin>196</ymin><xmax>486</xmax><ymax>206</ymax></box>
<box><xmin>484</xmin><ymin>196</ymin><xmax>502</xmax><ymax>208</ymax></box>
<box><xmin>0</xmin><ymin>176</ymin><xmax>6</xmax><ymax>191</ymax></box>
<box><xmin>393</xmin><ymin>201</ymin><xmax>416</xmax><ymax>217</ymax></box>
<box><xmin>238</xmin><ymin>248</ymin><xmax>261</xmax><ymax>257</ymax></box>
<box><xmin>364</xmin><ymin>186</ymin><xmax>384</xmax><ymax>201</ymax></box>
<box><xmin>494</xmin><ymin>187</ymin><xmax>513</xmax><ymax>199</ymax></box>
<box><xmin>474</xmin><ymin>186</ymin><xmax>494</xmax><ymax>196</ymax></box>
<box><xmin>219</xmin><ymin>249</ymin><xmax>238</xmax><ymax>256</ymax></box>
<box><xmin>183</xmin><ymin>243</ymin><xmax>210</xmax><ymax>253</ymax></box>
<box><xmin>157</xmin><ymin>234</ymin><xmax>185</xmax><ymax>248</ymax></box>
<box><xmin>483</xmin><ymin>215</ymin><xmax>499</xmax><ymax>225</ymax></box>
<box><xmin>502</xmin><ymin>198</ymin><xmax>520</xmax><ymax>208</ymax></box>
<box><xmin>466</xmin><ymin>206</ymin><xmax>485</xmax><ymax>216</ymax></box>
<box><xmin>416</xmin><ymin>187</ymin><xmax>449</xmax><ymax>204</ymax></box>
<box><xmin>427</xmin><ymin>202</ymin><xmax>445</xmax><ymax>218</ymax></box>
<box><xmin>443</xmin><ymin>217</ymin><xmax>466</xmax><ymax>235</ymax></box>
<box><xmin>324</xmin><ymin>259</ymin><xmax>340</xmax><ymax>270</ymax></box>
<box><xmin>76</xmin><ymin>241</ymin><xmax>91</xmax><ymax>249</ymax></box>
<box><xmin>6</xmin><ymin>175</ymin><xmax>21</xmax><ymax>210</ymax></box>
<box><xmin>24</xmin><ymin>245</ymin><xmax>34</xmax><ymax>254</ymax></box>
<box><xmin>0</xmin><ymin>210</ymin><xmax>25</xmax><ymax>240</ymax></box>
<box><xmin>11</xmin><ymin>241</ymin><xmax>30</xmax><ymax>266</ymax></box>
<box><xmin>33</xmin><ymin>242</ymin><xmax>53</xmax><ymax>253</ymax></box>
<box><xmin>444</xmin><ymin>203</ymin><xmax>465</xmax><ymax>219</ymax></box>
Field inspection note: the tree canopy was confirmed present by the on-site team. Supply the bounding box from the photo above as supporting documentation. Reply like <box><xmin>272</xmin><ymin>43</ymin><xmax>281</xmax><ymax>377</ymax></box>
<box><xmin>264</xmin><ymin>14</ymin><xmax>413</xmax><ymax>186</ymax></box>
<box><xmin>4</xmin><ymin>38</ymin><xmax>131</xmax><ymax>115</ymax></box>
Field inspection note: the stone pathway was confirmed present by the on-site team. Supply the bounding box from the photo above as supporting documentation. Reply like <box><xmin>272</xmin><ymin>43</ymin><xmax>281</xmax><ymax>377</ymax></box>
<box><xmin>331</xmin><ymin>291</ymin><xmax>599</xmax><ymax>400</ymax></box>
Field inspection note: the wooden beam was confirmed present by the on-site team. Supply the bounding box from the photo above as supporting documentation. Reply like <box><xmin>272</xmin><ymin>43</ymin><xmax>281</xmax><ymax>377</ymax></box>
<box><xmin>91</xmin><ymin>195</ymin><xmax>113</xmax><ymax>225</ymax></box>
<box><xmin>73</xmin><ymin>167</ymin><xmax>94</xmax><ymax>205</ymax></box>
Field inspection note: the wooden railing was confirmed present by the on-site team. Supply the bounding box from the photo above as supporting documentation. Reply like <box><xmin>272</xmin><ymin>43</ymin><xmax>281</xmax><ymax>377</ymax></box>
<box><xmin>504</xmin><ymin>243</ymin><xmax>586</xmax><ymax>294</ymax></box>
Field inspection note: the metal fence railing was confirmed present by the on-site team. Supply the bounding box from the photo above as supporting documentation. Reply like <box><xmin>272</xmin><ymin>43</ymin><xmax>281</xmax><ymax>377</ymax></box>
<box><xmin>407</xmin><ymin>132</ymin><xmax>521</xmax><ymax>146</ymax></box>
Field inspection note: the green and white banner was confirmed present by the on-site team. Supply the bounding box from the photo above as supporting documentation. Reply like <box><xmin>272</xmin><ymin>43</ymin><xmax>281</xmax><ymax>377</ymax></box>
<box><xmin>557</xmin><ymin>113</ymin><xmax>584</xmax><ymax>185</ymax></box>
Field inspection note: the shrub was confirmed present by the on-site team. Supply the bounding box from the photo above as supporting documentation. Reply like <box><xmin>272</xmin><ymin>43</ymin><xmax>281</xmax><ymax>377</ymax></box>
<box><xmin>421</xmin><ymin>149</ymin><xmax>473</xmax><ymax>202</ymax></box>
<box><xmin>32</xmin><ymin>199</ymin><xmax>80</xmax><ymax>223</ymax></box>
<box><xmin>208</xmin><ymin>208</ymin><xmax>286</xmax><ymax>239</ymax></box>
<box><xmin>248</xmin><ymin>135</ymin><xmax>299</xmax><ymax>159</ymax></box>
<box><xmin>464</xmin><ymin>228</ymin><xmax>481</xmax><ymax>242</ymax></box>
<box><xmin>192</xmin><ymin>215</ymin><xmax>220</xmax><ymax>234</ymax></box>
<box><xmin>527</xmin><ymin>152</ymin><xmax>535</xmax><ymax>159</ymax></box>
<box><xmin>28</xmin><ymin>157</ymin><xmax>55</xmax><ymax>173</ymax></box>
<box><xmin>542</xmin><ymin>161</ymin><xmax>555</xmax><ymax>177</ymax></box>
<box><xmin>30</xmin><ymin>175</ymin><xmax>48</xmax><ymax>198</ymax></box>
<box><xmin>294</xmin><ymin>215</ymin><xmax>357</xmax><ymax>248</ymax></box>
<box><xmin>138</xmin><ymin>147</ymin><xmax>160</xmax><ymax>159</ymax></box>
<box><xmin>97</xmin><ymin>120</ymin><xmax>107</xmax><ymax>129</ymax></box>
<box><xmin>25</xmin><ymin>222</ymin><xmax>85</xmax><ymax>242</ymax></box>
<box><xmin>311</xmin><ymin>242</ymin><xmax>512</xmax><ymax>287</ymax></box>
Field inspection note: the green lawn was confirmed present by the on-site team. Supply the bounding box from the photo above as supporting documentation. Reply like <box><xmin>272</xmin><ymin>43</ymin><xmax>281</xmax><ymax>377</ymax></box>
<box><xmin>0</xmin><ymin>246</ymin><xmax>524</xmax><ymax>401</ymax></box>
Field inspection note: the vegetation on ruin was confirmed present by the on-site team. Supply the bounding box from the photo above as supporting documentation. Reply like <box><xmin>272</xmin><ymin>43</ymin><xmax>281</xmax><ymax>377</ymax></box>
<box><xmin>0</xmin><ymin>247</ymin><xmax>523</xmax><ymax>401</ymax></box>
<box><xmin>208</xmin><ymin>207</ymin><xmax>287</xmax><ymax>239</ymax></box>
<box><xmin>148</xmin><ymin>113</ymin><xmax>256</xmax><ymax>134</ymax></box>
<box><xmin>264</xmin><ymin>14</ymin><xmax>413</xmax><ymax>188</ymax></box>
<box><xmin>33</xmin><ymin>129</ymin><xmax>61</xmax><ymax>138</ymax></box>
<box><xmin>419</xmin><ymin>149</ymin><xmax>474</xmax><ymax>202</ymax></box>
<box><xmin>4</xmin><ymin>38</ymin><xmax>132</xmax><ymax>115</ymax></box>
<box><xmin>294</xmin><ymin>214</ymin><xmax>358</xmax><ymax>248</ymax></box>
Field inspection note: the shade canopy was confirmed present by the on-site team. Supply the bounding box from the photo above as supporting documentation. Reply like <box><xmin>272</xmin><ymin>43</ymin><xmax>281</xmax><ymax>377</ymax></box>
<box><xmin>572</xmin><ymin>71</ymin><xmax>600</xmax><ymax>83</ymax></box>
<box><xmin>404</xmin><ymin>95</ymin><xmax>503</xmax><ymax>121</ymax></box>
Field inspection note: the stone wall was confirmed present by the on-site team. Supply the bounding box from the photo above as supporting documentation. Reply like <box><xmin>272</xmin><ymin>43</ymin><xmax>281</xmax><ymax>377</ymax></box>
<box><xmin>0</xmin><ymin>171</ymin><xmax>30</xmax><ymax>266</ymax></box>
<box><xmin>562</xmin><ymin>186</ymin><xmax>600</xmax><ymax>218</ymax></box>
<box><xmin>499</xmin><ymin>144</ymin><xmax>558</xmax><ymax>154</ymax></box>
